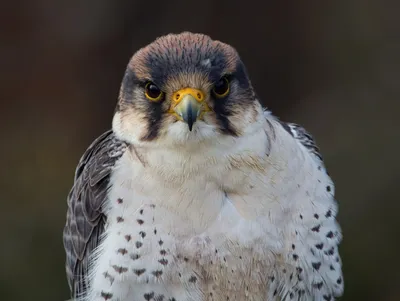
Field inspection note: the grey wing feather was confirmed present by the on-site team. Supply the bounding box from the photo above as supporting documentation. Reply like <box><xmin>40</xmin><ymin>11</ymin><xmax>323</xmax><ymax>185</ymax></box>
<box><xmin>63</xmin><ymin>130</ymin><xmax>127</xmax><ymax>299</ymax></box>
<box><xmin>279</xmin><ymin>121</ymin><xmax>324</xmax><ymax>162</ymax></box>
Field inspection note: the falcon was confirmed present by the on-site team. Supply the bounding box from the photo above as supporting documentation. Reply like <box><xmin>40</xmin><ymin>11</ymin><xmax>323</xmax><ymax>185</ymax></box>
<box><xmin>63</xmin><ymin>32</ymin><xmax>344</xmax><ymax>301</ymax></box>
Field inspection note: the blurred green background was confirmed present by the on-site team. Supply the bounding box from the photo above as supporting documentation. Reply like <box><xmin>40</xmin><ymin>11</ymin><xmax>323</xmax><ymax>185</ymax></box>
<box><xmin>1</xmin><ymin>1</ymin><xmax>399</xmax><ymax>300</ymax></box>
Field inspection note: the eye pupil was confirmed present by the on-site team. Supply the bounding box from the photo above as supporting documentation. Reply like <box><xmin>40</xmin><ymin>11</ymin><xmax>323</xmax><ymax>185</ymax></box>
<box><xmin>147</xmin><ymin>84</ymin><xmax>160</xmax><ymax>97</ymax></box>
<box><xmin>145</xmin><ymin>82</ymin><xmax>163</xmax><ymax>100</ymax></box>
<box><xmin>213</xmin><ymin>77</ymin><xmax>230</xmax><ymax>98</ymax></box>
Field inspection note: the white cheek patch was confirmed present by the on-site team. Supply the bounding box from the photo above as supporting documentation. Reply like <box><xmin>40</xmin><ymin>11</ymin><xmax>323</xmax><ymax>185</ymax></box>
<box><xmin>201</xmin><ymin>58</ymin><xmax>211</xmax><ymax>68</ymax></box>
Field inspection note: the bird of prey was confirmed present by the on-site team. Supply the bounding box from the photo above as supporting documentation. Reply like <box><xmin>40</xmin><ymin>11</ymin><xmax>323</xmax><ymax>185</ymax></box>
<box><xmin>63</xmin><ymin>32</ymin><xmax>344</xmax><ymax>301</ymax></box>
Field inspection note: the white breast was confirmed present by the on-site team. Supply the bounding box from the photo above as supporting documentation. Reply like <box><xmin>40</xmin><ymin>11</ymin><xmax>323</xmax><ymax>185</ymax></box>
<box><xmin>83</xmin><ymin>131</ymin><xmax>280</xmax><ymax>301</ymax></box>
<box><xmin>83</xmin><ymin>119</ymin><xmax>343</xmax><ymax>301</ymax></box>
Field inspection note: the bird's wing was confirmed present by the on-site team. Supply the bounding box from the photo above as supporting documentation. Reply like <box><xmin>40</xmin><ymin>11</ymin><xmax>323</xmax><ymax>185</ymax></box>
<box><xmin>63</xmin><ymin>130</ymin><xmax>127</xmax><ymax>299</ymax></box>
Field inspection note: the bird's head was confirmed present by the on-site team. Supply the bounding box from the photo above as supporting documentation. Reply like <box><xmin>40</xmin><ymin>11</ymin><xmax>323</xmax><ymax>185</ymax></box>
<box><xmin>113</xmin><ymin>32</ymin><xmax>264</xmax><ymax>148</ymax></box>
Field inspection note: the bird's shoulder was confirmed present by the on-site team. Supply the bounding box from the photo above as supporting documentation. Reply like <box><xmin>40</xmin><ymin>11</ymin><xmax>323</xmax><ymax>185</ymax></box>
<box><xmin>278</xmin><ymin>119</ymin><xmax>323</xmax><ymax>162</ymax></box>
<box><xmin>63</xmin><ymin>130</ymin><xmax>128</xmax><ymax>298</ymax></box>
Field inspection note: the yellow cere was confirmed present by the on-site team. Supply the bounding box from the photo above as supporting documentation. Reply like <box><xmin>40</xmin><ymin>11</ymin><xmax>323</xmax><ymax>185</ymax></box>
<box><xmin>172</xmin><ymin>87</ymin><xmax>204</xmax><ymax>104</ymax></box>
<box><xmin>169</xmin><ymin>87</ymin><xmax>211</xmax><ymax>119</ymax></box>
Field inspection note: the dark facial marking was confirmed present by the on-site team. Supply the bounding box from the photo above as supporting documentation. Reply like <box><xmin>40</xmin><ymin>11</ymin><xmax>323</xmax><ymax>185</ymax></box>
<box><xmin>207</xmin><ymin>52</ymin><xmax>230</xmax><ymax>83</ymax></box>
<box><xmin>231</xmin><ymin>60</ymin><xmax>251</xmax><ymax>90</ymax></box>
<box><xmin>120</xmin><ymin>68</ymin><xmax>141</xmax><ymax>104</ymax></box>
<box><xmin>140</xmin><ymin>99</ymin><xmax>164</xmax><ymax>141</ymax></box>
<box><xmin>210</xmin><ymin>60</ymin><xmax>254</xmax><ymax>136</ymax></box>
<box><xmin>212</xmin><ymin>98</ymin><xmax>239</xmax><ymax>136</ymax></box>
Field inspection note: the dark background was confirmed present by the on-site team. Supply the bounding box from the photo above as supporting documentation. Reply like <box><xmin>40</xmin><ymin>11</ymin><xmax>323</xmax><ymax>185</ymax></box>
<box><xmin>1</xmin><ymin>1</ymin><xmax>399</xmax><ymax>300</ymax></box>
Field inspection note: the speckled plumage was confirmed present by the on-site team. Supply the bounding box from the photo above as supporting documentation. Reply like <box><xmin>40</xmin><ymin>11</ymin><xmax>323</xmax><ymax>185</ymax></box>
<box><xmin>63</xmin><ymin>32</ymin><xmax>343</xmax><ymax>301</ymax></box>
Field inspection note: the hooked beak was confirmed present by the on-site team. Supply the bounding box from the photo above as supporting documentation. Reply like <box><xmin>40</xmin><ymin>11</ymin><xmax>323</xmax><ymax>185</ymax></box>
<box><xmin>171</xmin><ymin>88</ymin><xmax>208</xmax><ymax>131</ymax></box>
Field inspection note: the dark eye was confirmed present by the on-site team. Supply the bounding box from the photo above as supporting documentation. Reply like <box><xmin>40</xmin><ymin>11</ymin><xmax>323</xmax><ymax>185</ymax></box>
<box><xmin>212</xmin><ymin>76</ymin><xmax>230</xmax><ymax>98</ymax></box>
<box><xmin>144</xmin><ymin>82</ymin><xmax>164</xmax><ymax>101</ymax></box>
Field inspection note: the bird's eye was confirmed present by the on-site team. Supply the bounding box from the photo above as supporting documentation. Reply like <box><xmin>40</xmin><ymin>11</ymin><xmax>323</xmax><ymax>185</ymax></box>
<box><xmin>212</xmin><ymin>76</ymin><xmax>230</xmax><ymax>98</ymax></box>
<box><xmin>144</xmin><ymin>82</ymin><xmax>164</xmax><ymax>101</ymax></box>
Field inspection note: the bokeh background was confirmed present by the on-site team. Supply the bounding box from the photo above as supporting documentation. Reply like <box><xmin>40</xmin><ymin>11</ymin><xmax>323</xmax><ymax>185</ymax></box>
<box><xmin>1</xmin><ymin>1</ymin><xmax>399</xmax><ymax>300</ymax></box>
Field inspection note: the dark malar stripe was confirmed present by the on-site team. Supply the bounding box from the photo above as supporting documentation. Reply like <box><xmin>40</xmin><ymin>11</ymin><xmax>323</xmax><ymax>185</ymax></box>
<box><xmin>212</xmin><ymin>98</ymin><xmax>239</xmax><ymax>137</ymax></box>
<box><xmin>140</xmin><ymin>101</ymin><xmax>164</xmax><ymax>141</ymax></box>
